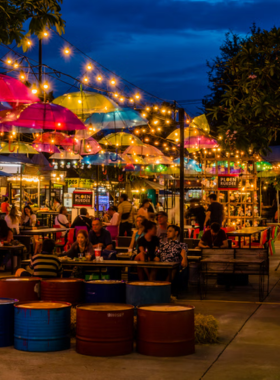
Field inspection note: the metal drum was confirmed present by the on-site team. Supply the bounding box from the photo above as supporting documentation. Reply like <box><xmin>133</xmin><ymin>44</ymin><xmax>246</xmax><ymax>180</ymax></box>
<box><xmin>14</xmin><ymin>301</ymin><xmax>71</xmax><ymax>352</ymax></box>
<box><xmin>137</xmin><ymin>304</ymin><xmax>195</xmax><ymax>356</ymax></box>
<box><xmin>76</xmin><ymin>303</ymin><xmax>134</xmax><ymax>356</ymax></box>
<box><xmin>0</xmin><ymin>298</ymin><xmax>18</xmax><ymax>347</ymax></box>
<box><xmin>41</xmin><ymin>279</ymin><xmax>84</xmax><ymax>305</ymax></box>
<box><xmin>85</xmin><ymin>280</ymin><xmax>126</xmax><ymax>303</ymax></box>
<box><xmin>126</xmin><ymin>281</ymin><xmax>171</xmax><ymax>308</ymax></box>
<box><xmin>0</xmin><ymin>278</ymin><xmax>41</xmax><ymax>302</ymax></box>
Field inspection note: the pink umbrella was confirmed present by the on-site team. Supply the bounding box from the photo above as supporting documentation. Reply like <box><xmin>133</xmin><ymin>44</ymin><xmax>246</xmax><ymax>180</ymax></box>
<box><xmin>0</xmin><ymin>74</ymin><xmax>40</xmax><ymax>104</ymax></box>
<box><xmin>123</xmin><ymin>144</ymin><xmax>164</xmax><ymax>156</ymax></box>
<box><xmin>62</xmin><ymin>137</ymin><xmax>102</xmax><ymax>155</ymax></box>
<box><xmin>184</xmin><ymin>135</ymin><xmax>219</xmax><ymax>149</ymax></box>
<box><xmin>2</xmin><ymin>103</ymin><xmax>86</xmax><ymax>131</ymax></box>
<box><xmin>33</xmin><ymin>132</ymin><xmax>76</xmax><ymax>145</ymax></box>
<box><xmin>32</xmin><ymin>143</ymin><xmax>61</xmax><ymax>154</ymax></box>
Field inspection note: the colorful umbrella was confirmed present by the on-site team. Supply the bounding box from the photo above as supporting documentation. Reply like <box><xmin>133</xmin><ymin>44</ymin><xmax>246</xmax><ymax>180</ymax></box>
<box><xmin>0</xmin><ymin>74</ymin><xmax>40</xmax><ymax>104</ymax></box>
<box><xmin>173</xmin><ymin>158</ymin><xmax>202</xmax><ymax>172</ymax></box>
<box><xmin>121</xmin><ymin>154</ymin><xmax>147</xmax><ymax>165</ymax></box>
<box><xmin>62</xmin><ymin>137</ymin><xmax>102</xmax><ymax>156</ymax></box>
<box><xmin>167</xmin><ymin>127</ymin><xmax>208</xmax><ymax>143</ymax></box>
<box><xmin>0</xmin><ymin>170</ymin><xmax>12</xmax><ymax>177</ymax></box>
<box><xmin>85</xmin><ymin>108</ymin><xmax>148</xmax><ymax>132</ymax></box>
<box><xmin>32</xmin><ymin>153</ymin><xmax>54</xmax><ymax>172</ymax></box>
<box><xmin>123</xmin><ymin>144</ymin><xmax>163</xmax><ymax>156</ymax></box>
<box><xmin>33</xmin><ymin>132</ymin><xmax>77</xmax><ymax>146</ymax></box>
<box><xmin>81</xmin><ymin>152</ymin><xmax>124</xmax><ymax>165</ymax></box>
<box><xmin>2</xmin><ymin>103</ymin><xmax>86</xmax><ymax>131</ymax></box>
<box><xmin>52</xmin><ymin>91</ymin><xmax>118</xmax><ymax>121</ymax></box>
<box><xmin>0</xmin><ymin>124</ymin><xmax>43</xmax><ymax>134</ymax></box>
<box><xmin>99</xmin><ymin>132</ymin><xmax>143</xmax><ymax>147</ymax></box>
<box><xmin>184</xmin><ymin>136</ymin><xmax>219</xmax><ymax>150</ymax></box>
<box><xmin>49</xmin><ymin>151</ymin><xmax>82</xmax><ymax>160</ymax></box>
<box><xmin>144</xmin><ymin>156</ymin><xmax>173</xmax><ymax>165</ymax></box>
<box><xmin>32</xmin><ymin>143</ymin><xmax>61</xmax><ymax>154</ymax></box>
<box><xmin>190</xmin><ymin>114</ymin><xmax>210</xmax><ymax>133</ymax></box>
<box><xmin>0</xmin><ymin>142</ymin><xmax>39</xmax><ymax>154</ymax></box>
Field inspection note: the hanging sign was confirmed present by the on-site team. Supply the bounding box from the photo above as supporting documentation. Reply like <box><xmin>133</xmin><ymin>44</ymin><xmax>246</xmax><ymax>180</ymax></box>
<box><xmin>73</xmin><ymin>191</ymin><xmax>93</xmax><ymax>207</ymax></box>
<box><xmin>218</xmin><ymin>175</ymin><xmax>238</xmax><ymax>190</ymax></box>
<box><xmin>65</xmin><ymin>178</ymin><xmax>94</xmax><ymax>189</ymax></box>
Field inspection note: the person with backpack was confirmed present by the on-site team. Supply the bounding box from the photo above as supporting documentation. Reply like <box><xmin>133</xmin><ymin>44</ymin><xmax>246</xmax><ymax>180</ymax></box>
<box><xmin>55</xmin><ymin>206</ymin><xmax>70</xmax><ymax>236</ymax></box>
<box><xmin>118</xmin><ymin>193</ymin><xmax>133</xmax><ymax>236</ymax></box>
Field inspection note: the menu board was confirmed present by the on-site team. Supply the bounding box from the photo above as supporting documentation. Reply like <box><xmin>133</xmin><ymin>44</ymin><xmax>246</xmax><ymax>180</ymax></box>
<box><xmin>73</xmin><ymin>191</ymin><xmax>93</xmax><ymax>207</ymax></box>
<box><xmin>218</xmin><ymin>175</ymin><xmax>238</xmax><ymax>190</ymax></box>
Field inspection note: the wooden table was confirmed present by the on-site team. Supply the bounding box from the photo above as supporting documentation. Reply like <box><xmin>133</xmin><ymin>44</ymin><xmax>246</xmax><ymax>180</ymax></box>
<box><xmin>20</xmin><ymin>228</ymin><xmax>69</xmax><ymax>239</ymax></box>
<box><xmin>227</xmin><ymin>227</ymin><xmax>269</xmax><ymax>248</ymax></box>
<box><xmin>0</xmin><ymin>244</ymin><xmax>25</xmax><ymax>274</ymax></box>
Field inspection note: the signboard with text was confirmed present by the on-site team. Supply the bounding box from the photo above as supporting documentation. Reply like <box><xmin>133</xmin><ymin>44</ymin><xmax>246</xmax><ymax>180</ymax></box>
<box><xmin>218</xmin><ymin>175</ymin><xmax>238</xmax><ymax>190</ymax></box>
<box><xmin>73</xmin><ymin>191</ymin><xmax>93</xmax><ymax>207</ymax></box>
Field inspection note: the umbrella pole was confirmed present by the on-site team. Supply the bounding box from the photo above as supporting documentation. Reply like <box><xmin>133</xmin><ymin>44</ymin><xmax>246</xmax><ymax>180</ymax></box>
<box><xmin>19</xmin><ymin>165</ymin><xmax>23</xmax><ymax>211</ymax></box>
<box><xmin>179</xmin><ymin>108</ymin><xmax>185</xmax><ymax>242</ymax></box>
<box><xmin>38</xmin><ymin>179</ymin><xmax>41</xmax><ymax>209</ymax></box>
<box><xmin>277</xmin><ymin>190</ymin><xmax>279</xmax><ymax>224</ymax></box>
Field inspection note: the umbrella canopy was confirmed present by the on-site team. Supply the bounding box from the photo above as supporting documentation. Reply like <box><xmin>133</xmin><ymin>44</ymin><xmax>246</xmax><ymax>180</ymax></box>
<box><xmin>144</xmin><ymin>156</ymin><xmax>173</xmax><ymax>165</ymax></box>
<box><xmin>99</xmin><ymin>132</ymin><xmax>143</xmax><ymax>147</ymax></box>
<box><xmin>0</xmin><ymin>102</ymin><xmax>12</xmax><ymax>111</ymax></box>
<box><xmin>121</xmin><ymin>154</ymin><xmax>147</xmax><ymax>165</ymax></box>
<box><xmin>81</xmin><ymin>152</ymin><xmax>124</xmax><ymax>165</ymax></box>
<box><xmin>190</xmin><ymin>114</ymin><xmax>210</xmax><ymax>133</ymax></box>
<box><xmin>33</xmin><ymin>132</ymin><xmax>76</xmax><ymax>146</ymax></box>
<box><xmin>184</xmin><ymin>135</ymin><xmax>219</xmax><ymax>150</ymax></box>
<box><xmin>2</xmin><ymin>103</ymin><xmax>86</xmax><ymax>131</ymax></box>
<box><xmin>0</xmin><ymin>154</ymin><xmax>32</xmax><ymax>165</ymax></box>
<box><xmin>0</xmin><ymin>170</ymin><xmax>12</xmax><ymax>177</ymax></box>
<box><xmin>173</xmin><ymin>158</ymin><xmax>202</xmax><ymax>172</ymax></box>
<box><xmin>85</xmin><ymin>108</ymin><xmax>148</xmax><ymax>132</ymax></box>
<box><xmin>257</xmin><ymin>169</ymin><xmax>280</xmax><ymax>178</ymax></box>
<box><xmin>0</xmin><ymin>142</ymin><xmax>38</xmax><ymax>154</ymax></box>
<box><xmin>0</xmin><ymin>124</ymin><xmax>43</xmax><ymax>134</ymax></box>
<box><xmin>0</xmin><ymin>74</ymin><xmax>40</xmax><ymax>104</ymax></box>
<box><xmin>31</xmin><ymin>153</ymin><xmax>54</xmax><ymax>171</ymax></box>
<box><xmin>52</xmin><ymin>91</ymin><xmax>118</xmax><ymax>121</ymax></box>
<box><xmin>49</xmin><ymin>151</ymin><xmax>82</xmax><ymax>160</ymax></box>
<box><xmin>167</xmin><ymin>127</ymin><xmax>208</xmax><ymax>143</ymax></box>
<box><xmin>62</xmin><ymin>137</ymin><xmax>102</xmax><ymax>155</ymax></box>
<box><xmin>123</xmin><ymin>144</ymin><xmax>163</xmax><ymax>156</ymax></box>
<box><xmin>32</xmin><ymin>143</ymin><xmax>61</xmax><ymax>154</ymax></box>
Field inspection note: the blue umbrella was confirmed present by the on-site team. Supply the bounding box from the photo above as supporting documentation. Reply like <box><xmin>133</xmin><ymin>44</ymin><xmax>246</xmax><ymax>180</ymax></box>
<box><xmin>0</xmin><ymin>170</ymin><xmax>12</xmax><ymax>177</ymax></box>
<box><xmin>173</xmin><ymin>158</ymin><xmax>202</xmax><ymax>172</ymax></box>
<box><xmin>81</xmin><ymin>152</ymin><xmax>124</xmax><ymax>165</ymax></box>
<box><xmin>85</xmin><ymin>107</ymin><xmax>148</xmax><ymax>133</ymax></box>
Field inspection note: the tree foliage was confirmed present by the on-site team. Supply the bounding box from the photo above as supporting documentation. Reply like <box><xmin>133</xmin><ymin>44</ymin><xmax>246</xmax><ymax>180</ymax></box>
<box><xmin>0</xmin><ymin>0</ymin><xmax>65</xmax><ymax>48</ymax></box>
<box><xmin>207</xmin><ymin>26</ymin><xmax>280</xmax><ymax>155</ymax></box>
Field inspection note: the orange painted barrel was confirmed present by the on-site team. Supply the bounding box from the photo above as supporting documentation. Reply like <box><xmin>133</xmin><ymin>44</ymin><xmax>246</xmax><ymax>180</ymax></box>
<box><xmin>137</xmin><ymin>304</ymin><xmax>195</xmax><ymax>356</ymax></box>
<box><xmin>0</xmin><ymin>278</ymin><xmax>41</xmax><ymax>302</ymax></box>
<box><xmin>76</xmin><ymin>303</ymin><xmax>134</xmax><ymax>356</ymax></box>
<box><xmin>41</xmin><ymin>279</ymin><xmax>84</xmax><ymax>305</ymax></box>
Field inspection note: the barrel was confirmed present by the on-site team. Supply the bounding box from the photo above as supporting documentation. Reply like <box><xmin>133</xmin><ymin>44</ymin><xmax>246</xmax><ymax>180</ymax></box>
<box><xmin>76</xmin><ymin>303</ymin><xmax>134</xmax><ymax>356</ymax></box>
<box><xmin>14</xmin><ymin>301</ymin><xmax>71</xmax><ymax>352</ymax></box>
<box><xmin>0</xmin><ymin>298</ymin><xmax>18</xmax><ymax>347</ymax></box>
<box><xmin>85</xmin><ymin>280</ymin><xmax>126</xmax><ymax>303</ymax></box>
<box><xmin>137</xmin><ymin>304</ymin><xmax>195</xmax><ymax>356</ymax></box>
<box><xmin>0</xmin><ymin>278</ymin><xmax>41</xmax><ymax>302</ymax></box>
<box><xmin>41</xmin><ymin>279</ymin><xmax>84</xmax><ymax>305</ymax></box>
<box><xmin>126</xmin><ymin>281</ymin><xmax>171</xmax><ymax>308</ymax></box>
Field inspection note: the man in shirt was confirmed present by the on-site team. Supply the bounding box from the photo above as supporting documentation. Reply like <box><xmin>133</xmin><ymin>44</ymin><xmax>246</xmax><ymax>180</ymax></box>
<box><xmin>118</xmin><ymin>193</ymin><xmax>133</xmax><ymax>236</ymax></box>
<box><xmin>156</xmin><ymin>211</ymin><xmax>169</xmax><ymax>243</ymax></box>
<box><xmin>89</xmin><ymin>219</ymin><xmax>113</xmax><ymax>250</ymax></box>
<box><xmin>185</xmin><ymin>199</ymin><xmax>206</xmax><ymax>231</ymax></box>
<box><xmin>160</xmin><ymin>225</ymin><xmax>188</xmax><ymax>281</ymax></box>
<box><xmin>103</xmin><ymin>206</ymin><xmax>119</xmax><ymax>226</ymax></box>
<box><xmin>71</xmin><ymin>208</ymin><xmax>92</xmax><ymax>232</ymax></box>
<box><xmin>30</xmin><ymin>239</ymin><xmax>62</xmax><ymax>278</ymax></box>
<box><xmin>204</xmin><ymin>193</ymin><xmax>224</xmax><ymax>227</ymax></box>
<box><xmin>198</xmin><ymin>222</ymin><xmax>228</xmax><ymax>248</ymax></box>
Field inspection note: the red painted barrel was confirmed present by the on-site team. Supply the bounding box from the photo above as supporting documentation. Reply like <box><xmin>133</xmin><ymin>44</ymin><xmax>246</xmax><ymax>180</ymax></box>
<box><xmin>0</xmin><ymin>278</ymin><xmax>41</xmax><ymax>302</ymax></box>
<box><xmin>137</xmin><ymin>304</ymin><xmax>195</xmax><ymax>356</ymax></box>
<box><xmin>76</xmin><ymin>303</ymin><xmax>134</xmax><ymax>356</ymax></box>
<box><xmin>41</xmin><ymin>279</ymin><xmax>84</xmax><ymax>305</ymax></box>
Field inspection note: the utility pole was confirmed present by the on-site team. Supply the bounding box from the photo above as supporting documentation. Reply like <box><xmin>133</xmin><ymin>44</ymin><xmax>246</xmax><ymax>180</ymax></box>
<box><xmin>39</xmin><ymin>39</ymin><xmax>42</xmax><ymax>89</ymax></box>
<box><xmin>179</xmin><ymin>107</ymin><xmax>185</xmax><ymax>242</ymax></box>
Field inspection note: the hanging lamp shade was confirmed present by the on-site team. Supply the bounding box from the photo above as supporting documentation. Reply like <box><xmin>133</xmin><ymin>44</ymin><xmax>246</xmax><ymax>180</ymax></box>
<box><xmin>0</xmin><ymin>74</ymin><xmax>40</xmax><ymax>104</ymax></box>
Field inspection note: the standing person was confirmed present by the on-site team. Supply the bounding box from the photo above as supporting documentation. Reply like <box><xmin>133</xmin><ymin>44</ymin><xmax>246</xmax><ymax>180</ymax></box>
<box><xmin>55</xmin><ymin>206</ymin><xmax>70</xmax><ymax>236</ymax></box>
<box><xmin>89</xmin><ymin>219</ymin><xmax>113</xmax><ymax>250</ymax></box>
<box><xmin>156</xmin><ymin>202</ymin><xmax>164</xmax><ymax>212</ymax></box>
<box><xmin>71</xmin><ymin>208</ymin><xmax>92</xmax><ymax>232</ymax></box>
<box><xmin>1</xmin><ymin>197</ymin><xmax>10</xmax><ymax>215</ymax></box>
<box><xmin>63</xmin><ymin>230</ymin><xmax>94</xmax><ymax>259</ymax></box>
<box><xmin>156</xmin><ymin>211</ymin><xmax>169</xmax><ymax>243</ymax></box>
<box><xmin>103</xmin><ymin>206</ymin><xmax>119</xmax><ymax>226</ymax></box>
<box><xmin>137</xmin><ymin>199</ymin><xmax>150</xmax><ymax>220</ymax></box>
<box><xmin>198</xmin><ymin>222</ymin><xmax>228</xmax><ymax>249</ymax></box>
<box><xmin>128</xmin><ymin>215</ymin><xmax>145</xmax><ymax>252</ymax></box>
<box><xmin>185</xmin><ymin>199</ymin><xmax>206</xmax><ymax>231</ymax></box>
<box><xmin>5</xmin><ymin>205</ymin><xmax>20</xmax><ymax>234</ymax></box>
<box><xmin>52</xmin><ymin>197</ymin><xmax>61</xmax><ymax>212</ymax></box>
<box><xmin>134</xmin><ymin>220</ymin><xmax>160</xmax><ymax>280</ymax></box>
<box><xmin>21</xmin><ymin>205</ymin><xmax>36</xmax><ymax>227</ymax></box>
<box><xmin>204</xmin><ymin>194</ymin><xmax>224</xmax><ymax>228</ymax></box>
<box><xmin>118</xmin><ymin>193</ymin><xmax>133</xmax><ymax>236</ymax></box>
<box><xmin>30</xmin><ymin>239</ymin><xmax>62</xmax><ymax>278</ymax></box>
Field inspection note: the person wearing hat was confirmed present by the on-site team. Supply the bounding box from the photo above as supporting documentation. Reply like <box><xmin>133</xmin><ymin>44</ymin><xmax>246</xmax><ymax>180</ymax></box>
<box><xmin>156</xmin><ymin>211</ymin><xmax>169</xmax><ymax>244</ymax></box>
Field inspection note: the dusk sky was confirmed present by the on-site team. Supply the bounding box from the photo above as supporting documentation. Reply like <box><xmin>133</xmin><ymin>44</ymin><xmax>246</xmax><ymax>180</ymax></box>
<box><xmin>2</xmin><ymin>0</ymin><xmax>280</xmax><ymax>115</ymax></box>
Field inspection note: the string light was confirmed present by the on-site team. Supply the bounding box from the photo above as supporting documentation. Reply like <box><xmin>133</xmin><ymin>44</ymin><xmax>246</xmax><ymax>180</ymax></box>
<box><xmin>114</xmin><ymin>93</ymin><xmax>119</xmax><ymax>98</ymax></box>
<box><xmin>31</xmin><ymin>84</ymin><xmax>38</xmax><ymax>94</ymax></box>
<box><xmin>6</xmin><ymin>58</ymin><xmax>12</xmax><ymax>65</ymax></box>
<box><xmin>19</xmin><ymin>71</ymin><xmax>25</xmax><ymax>81</ymax></box>
<box><xmin>86</xmin><ymin>63</ymin><xmax>93</xmax><ymax>71</ymax></box>
<box><xmin>83</xmin><ymin>76</ymin><xmax>89</xmax><ymax>83</ymax></box>
<box><xmin>129</xmin><ymin>98</ymin><xmax>134</xmax><ymax>103</ymax></box>
<box><xmin>63</xmin><ymin>47</ymin><xmax>71</xmax><ymax>55</ymax></box>
<box><xmin>13</xmin><ymin>62</ymin><xmax>19</xmax><ymax>69</ymax></box>
<box><xmin>43</xmin><ymin>82</ymin><xmax>49</xmax><ymax>90</ymax></box>
<box><xmin>110</xmin><ymin>79</ymin><xmax>116</xmax><ymax>85</ymax></box>
<box><xmin>97</xmin><ymin>75</ymin><xmax>102</xmax><ymax>81</ymax></box>
<box><xmin>135</xmin><ymin>93</ymin><xmax>140</xmax><ymax>99</ymax></box>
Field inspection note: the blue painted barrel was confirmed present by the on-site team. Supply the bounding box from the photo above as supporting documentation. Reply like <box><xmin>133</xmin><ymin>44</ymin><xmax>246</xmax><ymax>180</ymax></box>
<box><xmin>0</xmin><ymin>298</ymin><xmax>18</xmax><ymax>347</ymax></box>
<box><xmin>85</xmin><ymin>280</ymin><xmax>126</xmax><ymax>303</ymax></box>
<box><xmin>14</xmin><ymin>301</ymin><xmax>71</xmax><ymax>352</ymax></box>
<box><xmin>126</xmin><ymin>282</ymin><xmax>171</xmax><ymax>308</ymax></box>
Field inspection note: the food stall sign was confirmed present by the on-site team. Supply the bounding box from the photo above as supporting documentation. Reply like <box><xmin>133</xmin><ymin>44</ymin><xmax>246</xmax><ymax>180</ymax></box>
<box><xmin>218</xmin><ymin>175</ymin><xmax>238</xmax><ymax>190</ymax></box>
<box><xmin>73</xmin><ymin>191</ymin><xmax>93</xmax><ymax>207</ymax></box>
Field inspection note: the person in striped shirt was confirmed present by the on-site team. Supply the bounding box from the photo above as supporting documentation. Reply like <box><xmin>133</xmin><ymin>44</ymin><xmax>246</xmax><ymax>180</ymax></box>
<box><xmin>30</xmin><ymin>239</ymin><xmax>62</xmax><ymax>278</ymax></box>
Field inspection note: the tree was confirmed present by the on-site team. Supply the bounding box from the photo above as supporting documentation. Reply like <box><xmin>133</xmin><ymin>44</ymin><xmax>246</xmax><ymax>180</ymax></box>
<box><xmin>208</xmin><ymin>26</ymin><xmax>280</xmax><ymax>155</ymax></box>
<box><xmin>0</xmin><ymin>0</ymin><xmax>65</xmax><ymax>48</ymax></box>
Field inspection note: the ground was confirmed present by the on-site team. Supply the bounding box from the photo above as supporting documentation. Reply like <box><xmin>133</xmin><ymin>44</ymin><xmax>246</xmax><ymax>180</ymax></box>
<box><xmin>1</xmin><ymin>244</ymin><xmax>280</xmax><ymax>380</ymax></box>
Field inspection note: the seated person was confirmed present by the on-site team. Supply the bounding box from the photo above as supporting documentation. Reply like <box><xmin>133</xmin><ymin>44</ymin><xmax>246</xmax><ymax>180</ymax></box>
<box><xmin>160</xmin><ymin>225</ymin><xmax>188</xmax><ymax>281</ymax></box>
<box><xmin>0</xmin><ymin>220</ymin><xmax>13</xmax><ymax>270</ymax></box>
<box><xmin>198</xmin><ymin>222</ymin><xmax>228</xmax><ymax>249</ymax></box>
<box><xmin>71</xmin><ymin>208</ymin><xmax>92</xmax><ymax>232</ymax></box>
<box><xmin>63</xmin><ymin>230</ymin><xmax>94</xmax><ymax>259</ymax></box>
<box><xmin>21</xmin><ymin>205</ymin><xmax>36</xmax><ymax>227</ymax></box>
<box><xmin>103</xmin><ymin>206</ymin><xmax>119</xmax><ymax>226</ymax></box>
<box><xmin>30</xmin><ymin>239</ymin><xmax>62</xmax><ymax>278</ymax></box>
<box><xmin>134</xmin><ymin>220</ymin><xmax>160</xmax><ymax>281</ymax></box>
<box><xmin>89</xmin><ymin>219</ymin><xmax>113</xmax><ymax>250</ymax></box>
<box><xmin>55</xmin><ymin>206</ymin><xmax>70</xmax><ymax>236</ymax></box>
<box><xmin>128</xmin><ymin>215</ymin><xmax>145</xmax><ymax>252</ymax></box>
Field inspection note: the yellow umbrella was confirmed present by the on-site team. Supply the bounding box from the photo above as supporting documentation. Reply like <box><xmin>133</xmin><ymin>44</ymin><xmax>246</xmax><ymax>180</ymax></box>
<box><xmin>0</xmin><ymin>142</ymin><xmax>39</xmax><ymax>154</ymax></box>
<box><xmin>52</xmin><ymin>91</ymin><xmax>118</xmax><ymax>121</ymax></box>
<box><xmin>99</xmin><ymin>132</ymin><xmax>144</xmax><ymax>147</ymax></box>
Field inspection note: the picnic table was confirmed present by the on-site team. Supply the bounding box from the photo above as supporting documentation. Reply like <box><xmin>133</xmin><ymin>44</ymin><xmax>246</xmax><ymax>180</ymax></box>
<box><xmin>226</xmin><ymin>226</ymin><xmax>270</xmax><ymax>248</ymax></box>
<box><xmin>0</xmin><ymin>244</ymin><xmax>25</xmax><ymax>274</ymax></box>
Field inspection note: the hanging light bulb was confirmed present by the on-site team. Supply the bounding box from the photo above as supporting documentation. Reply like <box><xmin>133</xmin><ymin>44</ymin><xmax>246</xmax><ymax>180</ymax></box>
<box><xmin>31</xmin><ymin>84</ymin><xmax>38</xmax><ymax>94</ymax></box>
<box><xmin>6</xmin><ymin>58</ymin><xmax>12</xmax><ymax>65</ymax></box>
<box><xmin>19</xmin><ymin>71</ymin><xmax>25</xmax><ymax>81</ymax></box>
<box><xmin>13</xmin><ymin>61</ymin><xmax>19</xmax><ymax>69</ymax></box>
<box><xmin>135</xmin><ymin>93</ymin><xmax>140</xmax><ymax>100</ymax></box>
<box><xmin>110</xmin><ymin>78</ymin><xmax>116</xmax><ymax>85</ymax></box>
<box><xmin>83</xmin><ymin>76</ymin><xmax>89</xmax><ymax>83</ymax></box>
<box><xmin>129</xmin><ymin>98</ymin><xmax>134</xmax><ymax>103</ymax></box>
<box><xmin>63</xmin><ymin>47</ymin><xmax>71</xmax><ymax>55</ymax></box>
<box><xmin>43</xmin><ymin>82</ymin><xmax>49</xmax><ymax>90</ymax></box>
<box><xmin>114</xmin><ymin>93</ymin><xmax>119</xmax><ymax>98</ymax></box>
<box><xmin>86</xmin><ymin>63</ymin><xmax>93</xmax><ymax>71</ymax></box>
<box><xmin>97</xmin><ymin>75</ymin><xmax>102</xmax><ymax>81</ymax></box>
